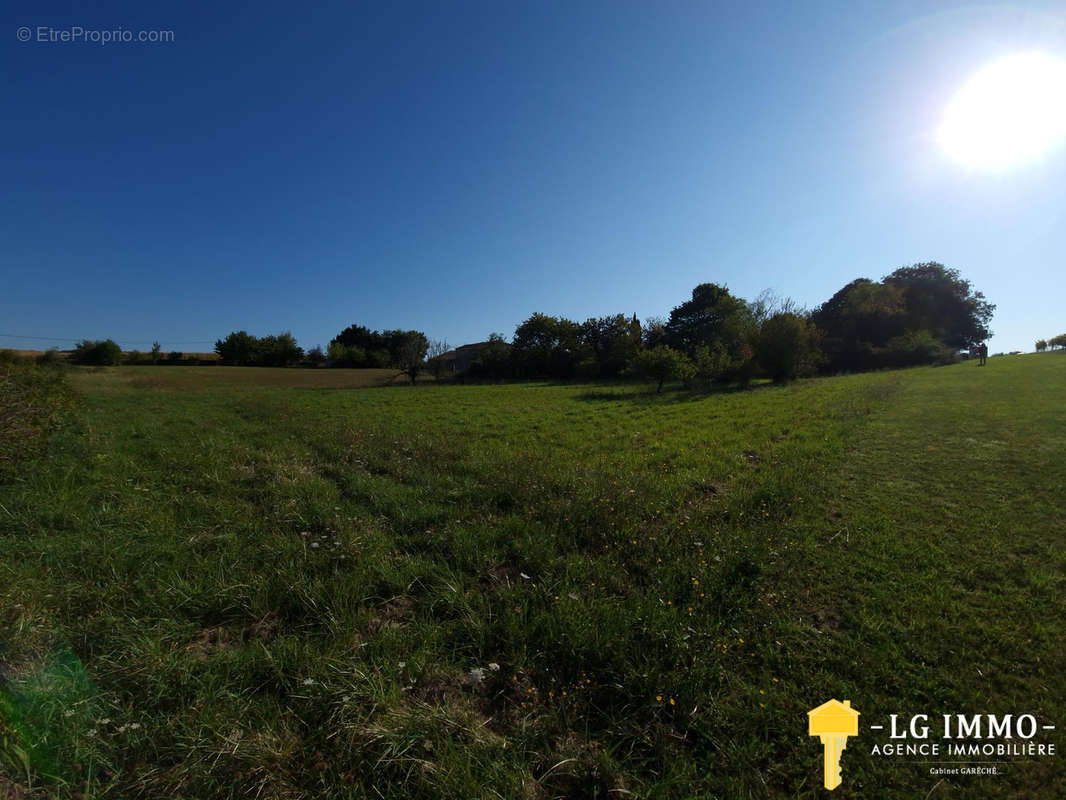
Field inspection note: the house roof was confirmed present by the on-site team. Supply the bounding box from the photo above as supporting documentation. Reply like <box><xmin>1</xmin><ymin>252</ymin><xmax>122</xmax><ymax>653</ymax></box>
<box><xmin>441</xmin><ymin>341</ymin><xmax>493</xmax><ymax>360</ymax></box>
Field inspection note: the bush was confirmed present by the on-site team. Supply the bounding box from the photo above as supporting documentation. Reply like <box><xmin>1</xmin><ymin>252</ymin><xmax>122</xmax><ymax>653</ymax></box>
<box><xmin>882</xmin><ymin>330</ymin><xmax>954</xmax><ymax>367</ymax></box>
<box><xmin>574</xmin><ymin>357</ymin><xmax>600</xmax><ymax>380</ymax></box>
<box><xmin>71</xmin><ymin>339</ymin><xmax>122</xmax><ymax>366</ymax></box>
<box><xmin>327</xmin><ymin>342</ymin><xmax>367</xmax><ymax>367</ymax></box>
<box><xmin>36</xmin><ymin>349</ymin><xmax>62</xmax><ymax>366</ymax></box>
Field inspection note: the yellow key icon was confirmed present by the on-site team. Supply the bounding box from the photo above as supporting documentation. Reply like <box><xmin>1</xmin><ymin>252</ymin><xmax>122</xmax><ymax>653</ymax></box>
<box><xmin>807</xmin><ymin>699</ymin><xmax>859</xmax><ymax>790</ymax></box>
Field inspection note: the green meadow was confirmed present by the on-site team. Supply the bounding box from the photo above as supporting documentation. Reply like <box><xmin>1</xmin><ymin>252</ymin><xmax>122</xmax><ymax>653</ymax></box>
<box><xmin>1</xmin><ymin>355</ymin><xmax>1063</xmax><ymax>799</ymax></box>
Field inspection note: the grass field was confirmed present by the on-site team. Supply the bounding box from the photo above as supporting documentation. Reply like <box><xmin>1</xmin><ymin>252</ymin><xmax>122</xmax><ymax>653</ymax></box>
<box><xmin>1</xmin><ymin>356</ymin><xmax>1063</xmax><ymax>799</ymax></box>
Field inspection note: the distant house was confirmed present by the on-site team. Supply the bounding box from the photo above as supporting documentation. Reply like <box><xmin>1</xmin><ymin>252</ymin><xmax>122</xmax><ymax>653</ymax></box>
<box><xmin>441</xmin><ymin>342</ymin><xmax>492</xmax><ymax>374</ymax></box>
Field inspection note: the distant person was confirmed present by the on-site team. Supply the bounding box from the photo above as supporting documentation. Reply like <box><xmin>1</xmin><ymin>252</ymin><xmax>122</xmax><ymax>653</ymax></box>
<box><xmin>978</xmin><ymin>343</ymin><xmax>987</xmax><ymax>366</ymax></box>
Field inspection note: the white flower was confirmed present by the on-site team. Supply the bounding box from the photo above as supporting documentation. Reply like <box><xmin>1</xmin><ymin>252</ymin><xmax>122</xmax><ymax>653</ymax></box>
<box><xmin>488</xmin><ymin>662</ymin><xmax>500</xmax><ymax>672</ymax></box>
<box><xmin>311</xmin><ymin>542</ymin><xmax>320</xmax><ymax>548</ymax></box>
<box><xmin>64</xmin><ymin>709</ymin><xmax>75</xmax><ymax>717</ymax></box>
<box><xmin>129</xmin><ymin>723</ymin><xmax>141</xmax><ymax>730</ymax></box>
<box><xmin>467</xmin><ymin>668</ymin><xmax>486</xmax><ymax>684</ymax></box>
<box><xmin>303</xmin><ymin>678</ymin><xmax>315</xmax><ymax>685</ymax></box>
<box><xmin>398</xmin><ymin>661</ymin><xmax>406</xmax><ymax>668</ymax></box>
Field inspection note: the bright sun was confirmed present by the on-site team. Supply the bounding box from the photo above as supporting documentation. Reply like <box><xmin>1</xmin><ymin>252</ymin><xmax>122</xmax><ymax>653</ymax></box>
<box><xmin>938</xmin><ymin>51</ymin><xmax>1066</xmax><ymax>171</ymax></box>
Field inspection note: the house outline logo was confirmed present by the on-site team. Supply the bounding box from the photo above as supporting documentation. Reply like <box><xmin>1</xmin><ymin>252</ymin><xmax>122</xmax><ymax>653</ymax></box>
<box><xmin>808</xmin><ymin>699</ymin><xmax>860</xmax><ymax>790</ymax></box>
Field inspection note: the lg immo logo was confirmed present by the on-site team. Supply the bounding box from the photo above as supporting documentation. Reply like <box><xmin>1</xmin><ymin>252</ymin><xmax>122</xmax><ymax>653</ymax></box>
<box><xmin>808</xmin><ymin>699</ymin><xmax>859</xmax><ymax>790</ymax></box>
<box><xmin>808</xmin><ymin>699</ymin><xmax>1058</xmax><ymax>791</ymax></box>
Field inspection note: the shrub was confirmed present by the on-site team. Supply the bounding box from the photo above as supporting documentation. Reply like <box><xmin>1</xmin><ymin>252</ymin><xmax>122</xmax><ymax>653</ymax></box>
<box><xmin>882</xmin><ymin>330</ymin><xmax>954</xmax><ymax>367</ymax></box>
<box><xmin>327</xmin><ymin>342</ymin><xmax>366</xmax><ymax>367</ymax></box>
<box><xmin>71</xmin><ymin>339</ymin><xmax>122</xmax><ymax>366</ymax></box>
<box><xmin>36</xmin><ymin>349</ymin><xmax>62</xmax><ymax>366</ymax></box>
<box><xmin>693</xmin><ymin>342</ymin><xmax>733</xmax><ymax>384</ymax></box>
<box><xmin>574</xmin><ymin>357</ymin><xmax>600</xmax><ymax>380</ymax></box>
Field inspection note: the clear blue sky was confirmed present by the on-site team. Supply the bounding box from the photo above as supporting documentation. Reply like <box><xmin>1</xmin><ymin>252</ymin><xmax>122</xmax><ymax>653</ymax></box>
<box><xmin>3</xmin><ymin>1</ymin><xmax>1064</xmax><ymax>354</ymax></box>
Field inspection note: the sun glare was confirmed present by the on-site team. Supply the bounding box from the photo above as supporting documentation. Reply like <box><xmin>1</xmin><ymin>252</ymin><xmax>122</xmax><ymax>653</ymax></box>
<box><xmin>938</xmin><ymin>51</ymin><xmax>1066</xmax><ymax>171</ymax></box>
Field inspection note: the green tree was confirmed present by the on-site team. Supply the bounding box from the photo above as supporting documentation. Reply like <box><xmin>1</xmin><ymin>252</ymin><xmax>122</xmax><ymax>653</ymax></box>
<box><xmin>883</xmin><ymin>263</ymin><xmax>995</xmax><ymax>349</ymax></box>
<box><xmin>151</xmin><ymin>341</ymin><xmax>162</xmax><ymax>364</ymax></box>
<box><xmin>630</xmin><ymin>346</ymin><xmax>693</xmax><ymax>393</ymax></box>
<box><xmin>664</xmin><ymin>283</ymin><xmax>752</xmax><ymax>352</ymax></box>
<box><xmin>395</xmin><ymin>335</ymin><xmax>428</xmax><ymax>384</ymax></box>
<box><xmin>811</xmin><ymin>278</ymin><xmax>907</xmax><ymax>371</ymax></box>
<box><xmin>663</xmin><ymin>284</ymin><xmax>755</xmax><ymax>380</ymax></box>
<box><xmin>470</xmin><ymin>334</ymin><xmax>511</xmax><ymax>379</ymax></box>
<box><xmin>756</xmin><ymin>313</ymin><xmax>822</xmax><ymax>382</ymax></box>
<box><xmin>580</xmin><ymin>314</ymin><xmax>642</xmax><ymax>378</ymax></box>
<box><xmin>256</xmin><ymin>332</ymin><xmax>303</xmax><ymax>366</ymax></box>
<box><xmin>511</xmin><ymin>314</ymin><xmax>585</xmax><ymax>378</ymax></box>
<box><xmin>214</xmin><ymin>331</ymin><xmax>258</xmax><ymax>365</ymax></box>
<box><xmin>71</xmin><ymin>339</ymin><xmax>122</xmax><ymax>366</ymax></box>
<box><xmin>327</xmin><ymin>342</ymin><xmax>365</xmax><ymax>366</ymax></box>
<box><xmin>642</xmin><ymin>315</ymin><xmax>668</xmax><ymax>349</ymax></box>
<box><xmin>1035</xmin><ymin>339</ymin><xmax>1047</xmax><ymax>352</ymax></box>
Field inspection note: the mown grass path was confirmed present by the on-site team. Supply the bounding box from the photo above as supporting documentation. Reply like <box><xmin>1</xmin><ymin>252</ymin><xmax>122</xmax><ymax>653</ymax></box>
<box><xmin>760</xmin><ymin>354</ymin><xmax>1065</xmax><ymax>799</ymax></box>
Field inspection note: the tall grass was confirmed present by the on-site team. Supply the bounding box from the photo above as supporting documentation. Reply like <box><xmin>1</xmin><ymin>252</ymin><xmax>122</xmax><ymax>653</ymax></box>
<box><xmin>0</xmin><ymin>361</ymin><xmax>79</xmax><ymax>480</ymax></box>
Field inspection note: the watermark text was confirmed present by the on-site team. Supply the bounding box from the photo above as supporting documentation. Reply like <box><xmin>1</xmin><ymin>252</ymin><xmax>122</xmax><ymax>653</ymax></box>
<box><xmin>17</xmin><ymin>26</ymin><xmax>174</xmax><ymax>45</ymax></box>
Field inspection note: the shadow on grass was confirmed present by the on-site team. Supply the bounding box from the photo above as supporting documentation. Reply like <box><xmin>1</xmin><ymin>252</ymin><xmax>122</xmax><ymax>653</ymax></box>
<box><xmin>575</xmin><ymin>380</ymin><xmax>779</xmax><ymax>404</ymax></box>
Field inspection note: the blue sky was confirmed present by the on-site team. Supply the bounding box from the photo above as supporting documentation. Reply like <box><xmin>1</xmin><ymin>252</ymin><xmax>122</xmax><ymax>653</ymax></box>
<box><xmin>3</xmin><ymin>1</ymin><xmax>1064</xmax><ymax>354</ymax></box>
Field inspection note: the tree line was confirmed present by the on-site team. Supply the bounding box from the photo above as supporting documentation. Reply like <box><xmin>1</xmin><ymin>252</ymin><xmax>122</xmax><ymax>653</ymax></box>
<box><xmin>52</xmin><ymin>262</ymin><xmax>1005</xmax><ymax>386</ymax></box>
<box><xmin>211</xmin><ymin>262</ymin><xmax>996</xmax><ymax>386</ymax></box>
<box><xmin>457</xmin><ymin>262</ymin><xmax>996</xmax><ymax>387</ymax></box>
<box><xmin>1035</xmin><ymin>334</ymin><xmax>1066</xmax><ymax>352</ymax></box>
